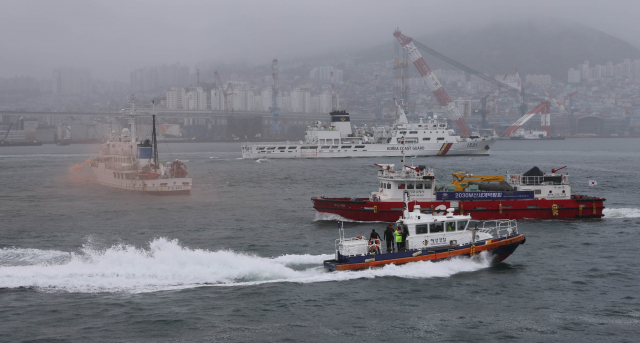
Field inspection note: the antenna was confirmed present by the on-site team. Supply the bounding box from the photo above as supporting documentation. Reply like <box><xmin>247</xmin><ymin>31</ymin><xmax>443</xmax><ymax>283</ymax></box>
<box><xmin>152</xmin><ymin>114</ymin><xmax>159</xmax><ymax>168</ymax></box>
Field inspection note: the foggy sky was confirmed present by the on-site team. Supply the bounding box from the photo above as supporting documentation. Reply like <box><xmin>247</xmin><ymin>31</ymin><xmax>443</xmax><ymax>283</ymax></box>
<box><xmin>2</xmin><ymin>0</ymin><xmax>639</xmax><ymax>81</ymax></box>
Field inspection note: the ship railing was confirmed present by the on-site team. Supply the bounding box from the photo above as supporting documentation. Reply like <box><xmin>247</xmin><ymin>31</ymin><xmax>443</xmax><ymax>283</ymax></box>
<box><xmin>476</xmin><ymin>219</ymin><xmax>518</xmax><ymax>238</ymax></box>
<box><xmin>507</xmin><ymin>174</ymin><xmax>568</xmax><ymax>186</ymax></box>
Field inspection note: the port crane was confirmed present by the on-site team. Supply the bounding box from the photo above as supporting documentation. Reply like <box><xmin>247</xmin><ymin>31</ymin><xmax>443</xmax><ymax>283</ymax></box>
<box><xmin>397</xmin><ymin>31</ymin><xmax>553</xmax><ymax>137</ymax></box>
<box><xmin>269</xmin><ymin>59</ymin><xmax>282</xmax><ymax>137</ymax></box>
<box><xmin>2</xmin><ymin>122</ymin><xmax>13</xmax><ymax>142</ymax></box>
<box><xmin>393</xmin><ymin>29</ymin><xmax>471</xmax><ymax>135</ymax></box>
<box><xmin>374</xmin><ymin>74</ymin><xmax>382</xmax><ymax>126</ymax></box>
<box><xmin>214</xmin><ymin>71</ymin><xmax>233</xmax><ymax>113</ymax></box>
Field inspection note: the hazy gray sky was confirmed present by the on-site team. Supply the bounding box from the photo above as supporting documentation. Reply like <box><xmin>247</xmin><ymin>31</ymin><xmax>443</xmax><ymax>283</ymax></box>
<box><xmin>2</xmin><ymin>0</ymin><xmax>639</xmax><ymax>81</ymax></box>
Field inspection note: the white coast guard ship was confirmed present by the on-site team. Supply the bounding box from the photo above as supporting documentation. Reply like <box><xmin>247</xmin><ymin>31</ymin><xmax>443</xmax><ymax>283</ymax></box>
<box><xmin>241</xmin><ymin>100</ymin><xmax>496</xmax><ymax>159</ymax></box>
<box><xmin>89</xmin><ymin>99</ymin><xmax>192</xmax><ymax>194</ymax></box>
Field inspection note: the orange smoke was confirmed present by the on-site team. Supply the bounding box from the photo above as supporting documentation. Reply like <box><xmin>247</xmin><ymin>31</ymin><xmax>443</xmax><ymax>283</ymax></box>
<box><xmin>69</xmin><ymin>160</ymin><xmax>92</xmax><ymax>171</ymax></box>
<box><xmin>68</xmin><ymin>160</ymin><xmax>94</xmax><ymax>183</ymax></box>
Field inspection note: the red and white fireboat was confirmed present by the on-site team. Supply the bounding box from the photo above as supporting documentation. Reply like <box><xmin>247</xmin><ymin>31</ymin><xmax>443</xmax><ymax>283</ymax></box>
<box><xmin>312</xmin><ymin>162</ymin><xmax>605</xmax><ymax>222</ymax></box>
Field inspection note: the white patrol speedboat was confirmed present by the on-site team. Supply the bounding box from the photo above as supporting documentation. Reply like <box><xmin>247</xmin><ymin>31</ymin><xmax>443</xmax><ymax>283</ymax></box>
<box><xmin>241</xmin><ymin>100</ymin><xmax>496</xmax><ymax>159</ymax></box>
<box><xmin>323</xmin><ymin>204</ymin><xmax>525</xmax><ymax>271</ymax></box>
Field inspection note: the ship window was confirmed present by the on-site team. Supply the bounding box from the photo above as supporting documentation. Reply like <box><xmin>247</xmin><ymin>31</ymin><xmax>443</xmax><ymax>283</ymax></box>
<box><xmin>407</xmin><ymin>183</ymin><xmax>414</xmax><ymax>189</ymax></box>
<box><xmin>341</xmin><ymin>145</ymin><xmax>352</xmax><ymax>148</ymax></box>
<box><xmin>380</xmin><ymin>182</ymin><xmax>384</xmax><ymax>188</ymax></box>
<box><xmin>288</xmin><ymin>147</ymin><xmax>296</xmax><ymax>149</ymax></box>
<box><xmin>387</xmin><ymin>183</ymin><xmax>391</xmax><ymax>189</ymax></box>
<box><xmin>534</xmin><ymin>190</ymin><xmax>541</xmax><ymax>195</ymax></box>
<box><xmin>355</xmin><ymin>145</ymin><xmax>365</xmax><ymax>148</ymax></box>
<box><xmin>267</xmin><ymin>147</ymin><xmax>275</xmax><ymax>150</ymax></box>
<box><xmin>416</xmin><ymin>183</ymin><xmax>423</xmax><ymax>189</ymax></box>
<box><xmin>330</xmin><ymin>146</ymin><xmax>338</xmax><ymax>149</ymax></box>
<box><xmin>409</xmin><ymin>131</ymin><xmax>418</xmax><ymax>134</ymax></box>
<box><xmin>399</xmin><ymin>131</ymin><xmax>407</xmax><ymax>135</ymax></box>
<box><xmin>278</xmin><ymin>147</ymin><xmax>286</xmax><ymax>149</ymax></box>
<box><xmin>439</xmin><ymin>124</ymin><xmax>446</xmax><ymax>127</ymax></box>
<box><xmin>431</xmin><ymin>222</ymin><xmax>444</xmax><ymax>233</ymax></box>
<box><xmin>113</xmin><ymin>172</ymin><xmax>116</xmax><ymax>178</ymax></box>
<box><xmin>445</xmin><ymin>222</ymin><xmax>455</xmax><ymax>232</ymax></box>
<box><xmin>398</xmin><ymin>183</ymin><xmax>405</xmax><ymax>189</ymax></box>
<box><xmin>416</xmin><ymin>224</ymin><xmax>429</xmax><ymax>234</ymax></box>
<box><xmin>437</xmin><ymin>137</ymin><xmax>445</xmax><ymax>140</ymax></box>
<box><xmin>334</xmin><ymin>139</ymin><xmax>340</xmax><ymax>144</ymax></box>
<box><xmin>321</xmin><ymin>146</ymin><xmax>330</xmax><ymax>149</ymax></box>
<box><xmin>319</xmin><ymin>139</ymin><xmax>325</xmax><ymax>144</ymax></box>
<box><xmin>257</xmin><ymin>147</ymin><xmax>265</xmax><ymax>150</ymax></box>
<box><xmin>457</xmin><ymin>221</ymin><xmax>468</xmax><ymax>230</ymax></box>
<box><xmin>423</xmin><ymin>137</ymin><xmax>431</xmax><ymax>141</ymax></box>
<box><xmin>424</xmin><ymin>182</ymin><xmax>432</xmax><ymax>189</ymax></box>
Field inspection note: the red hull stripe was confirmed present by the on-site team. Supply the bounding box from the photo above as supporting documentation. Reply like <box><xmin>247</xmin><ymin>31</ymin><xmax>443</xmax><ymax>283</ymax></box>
<box><xmin>437</xmin><ymin>143</ymin><xmax>453</xmax><ymax>156</ymax></box>
<box><xmin>334</xmin><ymin>234</ymin><xmax>525</xmax><ymax>271</ymax></box>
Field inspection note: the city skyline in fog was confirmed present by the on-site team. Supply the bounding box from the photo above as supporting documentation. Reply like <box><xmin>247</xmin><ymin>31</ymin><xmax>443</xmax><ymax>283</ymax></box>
<box><xmin>2</xmin><ymin>0</ymin><xmax>640</xmax><ymax>81</ymax></box>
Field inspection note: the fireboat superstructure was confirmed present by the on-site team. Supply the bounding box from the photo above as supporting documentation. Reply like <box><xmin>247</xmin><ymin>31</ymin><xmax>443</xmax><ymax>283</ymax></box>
<box><xmin>241</xmin><ymin>100</ymin><xmax>496</xmax><ymax>159</ymax></box>
<box><xmin>89</xmin><ymin>97</ymin><xmax>192</xmax><ymax>194</ymax></box>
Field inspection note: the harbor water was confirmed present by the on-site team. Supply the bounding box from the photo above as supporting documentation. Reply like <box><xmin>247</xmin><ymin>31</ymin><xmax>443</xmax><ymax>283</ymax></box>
<box><xmin>1</xmin><ymin>139</ymin><xmax>639</xmax><ymax>342</ymax></box>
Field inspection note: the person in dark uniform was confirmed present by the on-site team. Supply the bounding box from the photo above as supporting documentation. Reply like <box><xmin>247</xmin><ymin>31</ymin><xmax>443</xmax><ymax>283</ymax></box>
<box><xmin>384</xmin><ymin>225</ymin><xmax>395</xmax><ymax>252</ymax></box>
<box><xmin>401</xmin><ymin>226</ymin><xmax>409</xmax><ymax>250</ymax></box>
<box><xmin>369</xmin><ymin>229</ymin><xmax>381</xmax><ymax>240</ymax></box>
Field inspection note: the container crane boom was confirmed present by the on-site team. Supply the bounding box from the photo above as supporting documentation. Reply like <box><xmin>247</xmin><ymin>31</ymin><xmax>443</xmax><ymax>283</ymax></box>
<box><xmin>214</xmin><ymin>71</ymin><xmax>231</xmax><ymax>112</ymax></box>
<box><xmin>3</xmin><ymin>122</ymin><xmax>13</xmax><ymax>140</ymax></box>
<box><xmin>393</xmin><ymin>29</ymin><xmax>471</xmax><ymax>136</ymax></box>
<box><xmin>486</xmin><ymin>74</ymin><xmax>508</xmax><ymax>114</ymax></box>
<box><xmin>269</xmin><ymin>59</ymin><xmax>282</xmax><ymax>136</ymax></box>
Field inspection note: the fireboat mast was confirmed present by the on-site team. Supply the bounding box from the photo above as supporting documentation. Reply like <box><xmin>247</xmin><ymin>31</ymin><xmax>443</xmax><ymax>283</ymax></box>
<box><xmin>125</xmin><ymin>95</ymin><xmax>138</xmax><ymax>143</ymax></box>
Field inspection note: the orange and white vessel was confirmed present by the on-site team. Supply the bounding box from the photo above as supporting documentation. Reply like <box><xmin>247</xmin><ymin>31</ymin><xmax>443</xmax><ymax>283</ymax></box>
<box><xmin>89</xmin><ymin>97</ymin><xmax>192</xmax><ymax>194</ymax></box>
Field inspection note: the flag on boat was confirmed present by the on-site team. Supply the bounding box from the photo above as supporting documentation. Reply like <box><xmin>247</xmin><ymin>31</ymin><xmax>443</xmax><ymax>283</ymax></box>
<box><xmin>589</xmin><ymin>180</ymin><xmax>597</xmax><ymax>186</ymax></box>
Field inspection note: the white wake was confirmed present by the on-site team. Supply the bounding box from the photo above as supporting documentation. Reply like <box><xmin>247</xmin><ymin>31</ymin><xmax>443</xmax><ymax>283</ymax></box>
<box><xmin>314</xmin><ymin>212</ymin><xmax>386</xmax><ymax>223</ymax></box>
<box><xmin>0</xmin><ymin>238</ymin><xmax>490</xmax><ymax>294</ymax></box>
<box><xmin>603</xmin><ymin>208</ymin><xmax>640</xmax><ymax>218</ymax></box>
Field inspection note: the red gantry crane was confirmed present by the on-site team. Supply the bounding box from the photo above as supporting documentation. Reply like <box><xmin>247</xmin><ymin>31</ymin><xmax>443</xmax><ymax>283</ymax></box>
<box><xmin>501</xmin><ymin>101</ymin><xmax>551</xmax><ymax>137</ymax></box>
<box><xmin>393</xmin><ymin>29</ymin><xmax>471</xmax><ymax>136</ymax></box>
<box><xmin>395</xmin><ymin>28</ymin><xmax>555</xmax><ymax>138</ymax></box>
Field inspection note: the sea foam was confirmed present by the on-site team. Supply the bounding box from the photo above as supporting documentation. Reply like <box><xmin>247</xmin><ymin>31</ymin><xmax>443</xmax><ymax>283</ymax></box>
<box><xmin>0</xmin><ymin>238</ymin><xmax>490</xmax><ymax>294</ymax></box>
<box><xmin>603</xmin><ymin>208</ymin><xmax>640</xmax><ymax>218</ymax></box>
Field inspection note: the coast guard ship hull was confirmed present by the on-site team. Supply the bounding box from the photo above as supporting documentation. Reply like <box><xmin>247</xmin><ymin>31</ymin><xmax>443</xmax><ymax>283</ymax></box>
<box><xmin>242</xmin><ymin>140</ymin><xmax>494</xmax><ymax>158</ymax></box>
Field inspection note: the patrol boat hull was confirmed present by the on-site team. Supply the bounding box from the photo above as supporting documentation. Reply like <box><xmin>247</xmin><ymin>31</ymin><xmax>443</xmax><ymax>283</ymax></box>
<box><xmin>323</xmin><ymin>233</ymin><xmax>525</xmax><ymax>271</ymax></box>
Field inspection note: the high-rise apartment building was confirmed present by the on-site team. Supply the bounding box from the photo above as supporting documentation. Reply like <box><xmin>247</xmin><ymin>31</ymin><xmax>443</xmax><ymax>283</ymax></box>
<box><xmin>568</xmin><ymin>68</ymin><xmax>581</xmax><ymax>83</ymax></box>
<box><xmin>52</xmin><ymin>68</ymin><xmax>92</xmax><ymax>95</ymax></box>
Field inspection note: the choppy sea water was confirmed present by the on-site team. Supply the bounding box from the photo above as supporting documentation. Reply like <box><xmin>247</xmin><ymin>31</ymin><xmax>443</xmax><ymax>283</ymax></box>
<box><xmin>1</xmin><ymin>139</ymin><xmax>639</xmax><ymax>342</ymax></box>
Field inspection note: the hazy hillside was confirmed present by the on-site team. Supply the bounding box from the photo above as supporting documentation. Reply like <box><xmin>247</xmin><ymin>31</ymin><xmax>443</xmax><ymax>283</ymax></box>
<box><xmin>357</xmin><ymin>21</ymin><xmax>640</xmax><ymax>80</ymax></box>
